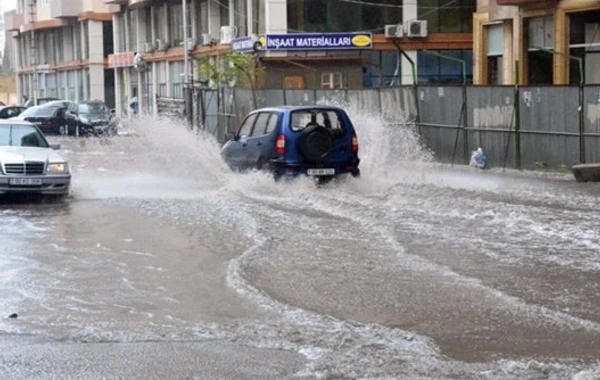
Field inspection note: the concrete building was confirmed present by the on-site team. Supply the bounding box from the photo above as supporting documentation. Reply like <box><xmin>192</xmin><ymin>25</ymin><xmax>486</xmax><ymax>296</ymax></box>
<box><xmin>0</xmin><ymin>4</ymin><xmax>6</xmax><ymax>63</ymax></box>
<box><xmin>4</xmin><ymin>0</ymin><xmax>115</xmax><ymax>106</ymax></box>
<box><xmin>107</xmin><ymin>0</ymin><xmax>476</xmax><ymax>115</ymax></box>
<box><xmin>473</xmin><ymin>0</ymin><xmax>600</xmax><ymax>85</ymax></box>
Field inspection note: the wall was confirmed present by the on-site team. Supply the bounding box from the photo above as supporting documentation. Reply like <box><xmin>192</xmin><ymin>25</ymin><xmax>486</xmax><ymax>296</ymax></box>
<box><xmin>167</xmin><ymin>84</ymin><xmax>600</xmax><ymax>170</ymax></box>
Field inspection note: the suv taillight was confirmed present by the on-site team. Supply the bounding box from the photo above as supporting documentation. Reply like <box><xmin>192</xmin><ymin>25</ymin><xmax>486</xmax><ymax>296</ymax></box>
<box><xmin>351</xmin><ymin>131</ymin><xmax>359</xmax><ymax>154</ymax></box>
<box><xmin>275</xmin><ymin>134</ymin><xmax>286</xmax><ymax>156</ymax></box>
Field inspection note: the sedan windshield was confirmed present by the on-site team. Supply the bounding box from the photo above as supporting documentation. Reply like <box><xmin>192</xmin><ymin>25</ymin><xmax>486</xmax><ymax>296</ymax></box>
<box><xmin>0</xmin><ymin>125</ymin><xmax>49</xmax><ymax>148</ymax></box>
<box><xmin>79</xmin><ymin>103</ymin><xmax>109</xmax><ymax>116</ymax></box>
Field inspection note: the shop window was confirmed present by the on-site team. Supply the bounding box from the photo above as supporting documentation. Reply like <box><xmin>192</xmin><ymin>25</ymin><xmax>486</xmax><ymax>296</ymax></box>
<box><xmin>321</xmin><ymin>72</ymin><xmax>343</xmax><ymax>89</ymax></box>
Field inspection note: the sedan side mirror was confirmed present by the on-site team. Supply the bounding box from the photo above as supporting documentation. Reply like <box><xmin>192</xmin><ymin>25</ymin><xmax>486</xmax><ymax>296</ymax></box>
<box><xmin>50</xmin><ymin>144</ymin><xmax>61</xmax><ymax>150</ymax></box>
<box><xmin>225</xmin><ymin>132</ymin><xmax>236</xmax><ymax>141</ymax></box>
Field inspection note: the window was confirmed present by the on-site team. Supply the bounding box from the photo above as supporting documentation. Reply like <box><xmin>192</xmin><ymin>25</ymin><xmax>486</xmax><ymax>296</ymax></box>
<box><xmin>139</xmin><ymin>7</ymin><xmax>152</xmax><ymax>45</ymax></box>
<box><xmin>170</xmin><ymin>61</ymin><xmax>184</xmax><ymax>98</ymax></box>
<box><xmin>219</xmin><ymin>0</ymin><xmax>229</xmax><ymax>28</ymax></box>
<box><xmin>284</xmin><ymin>76</ymin><xmax>305</xmax><ymax>89</ymax></box>
<box><xmin>290</xmin><ymin>110</ymin><xmax>345</xmax><ymax>132</ymax></box>
<box><xmin>417</xmin><ymin>0</ymin><xmax>475</xmax><ymax>34</ymax></box>
<box><xmin>168</xmin><ymin>3</ymin><xmax>183</xmax><ymax>46</ymax></box>
<box><xmin>265</xmin><ymin>113</ymin><xmax>278</xmax><ymax>134</ymax></box>
<box><xmin>238</xmin><ymin>113</ymin><xmax>257</xmax><ymax>137</ymax></box>
<box><xmin>157</xmin><ymin>62</ymin><xmax>167</xmax><ymax>96</ymax></box>
<box><xmin>128</xmin><ymin>10</ymin><xmax>137</xmax><ymax>51</ymax></box>
<box><xmin>417</xmin><ymin>50</ymin><xmax>473</xmax><ymax>84</ymax></box>
<box><xmin>251</xmin><ymin>112</ymin><xmax>271</xmax><ymax>136</ymax></box>
<box><xmin>0</xmin><ymin>125</ymin><xmax>48</xmax><ymax>148</ymax></box>
<box><xmin>288</xmin><ymin>0</ymin><xmax>402</xmax><ymax>33</ymax></box>
<box><xmin>195</xmin><ymin>0</ymin><xmax>209</xmax><ymax>40</ymax></box>
<box><xmin>253</xmin><ymin>0</ymin><xmax>266</xmax><ymax>35</ymax></box>
<box><xmin>234</xmin><ymin>0</ymin><xmax>247</xmax><ymax>37</ymax></box>
<box><xmin>118</xmin><ymin>13</ymin><xmax>126</xmax><ymax>52</ymax></box>
<box><xmin>321</xmin><ymin>72</ymin><xmax>343</xmax><ymax>89</ymax></box>
<box><xmin>306</xmin><ymin>0</ymin><xmax>327</xmax><ymax>26</ymax></box>
<box><xmin>153</xmin><ymin>5</ymin><xmax>167</xmax><ymax>42</ymax></box>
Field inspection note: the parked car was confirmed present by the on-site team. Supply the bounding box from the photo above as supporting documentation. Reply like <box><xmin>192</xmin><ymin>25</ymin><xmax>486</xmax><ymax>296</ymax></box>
<box><xmin>221</xmin><ymin>105</ymin><xmax>360</xmax><ymax>181</ymax></box>
<box><xmin>0</xmin><ymin>120</ymin><xmax>71</xmax><ymax>197</ymax></box>
<box><xmin>0</xmin><ymin>106</ymin><xmax>26</xmax><ymax>119</ymax></box>
<box><xmin>11</xmin><ymin>105</ymin><xmax>69</xmax><ymax>135</ymax></box>
<box><xmin>24</xmin><ymin>97</ymin><xmax>60</xmax><ymax>108</ymax></box>
<box><xmin>65</xmin><ymin>100</ymin><xmax>118</xmax><ymax>136</ymax></box>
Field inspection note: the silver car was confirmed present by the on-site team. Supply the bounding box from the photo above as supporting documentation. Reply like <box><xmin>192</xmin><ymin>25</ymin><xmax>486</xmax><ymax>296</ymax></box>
<box><xmin>0</xmin><ymin>120</ymin><xmax>71</xmax><ymax>197</ymax></box>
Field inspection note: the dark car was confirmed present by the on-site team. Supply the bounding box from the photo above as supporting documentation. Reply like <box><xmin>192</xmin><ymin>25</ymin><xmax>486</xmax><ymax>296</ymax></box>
<box><xmin>0</xmin><ymin>106</ymin><xmax>26</xmax><ymax>119</ymax></box>
<box><xmin>10</xmin><ymin>105</ymin><xmax>69</xmax><ymax>135</ymax></box>
<box><xmin>221</xmin><ymin>105</ymin><xmax>360</xmax><ymax>181</ymax></box>
<box><xmin>65</xmin><ymin>100</ymin><xmax>117</xmax><ymax>136</ymax></box>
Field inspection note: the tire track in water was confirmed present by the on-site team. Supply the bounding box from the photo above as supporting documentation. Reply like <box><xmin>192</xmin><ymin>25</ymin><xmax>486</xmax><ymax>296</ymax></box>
<box><xmin>224</xmin><ymin>180</ymin><xmax>600</xmax><ymax>379</ymax></box>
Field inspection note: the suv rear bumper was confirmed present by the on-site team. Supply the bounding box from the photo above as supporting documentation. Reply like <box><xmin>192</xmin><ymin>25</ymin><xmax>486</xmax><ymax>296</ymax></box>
<box><xmin>270</xmin><ymin>158</ymin><xmax>360</xmax><ymax>177</ymax></box>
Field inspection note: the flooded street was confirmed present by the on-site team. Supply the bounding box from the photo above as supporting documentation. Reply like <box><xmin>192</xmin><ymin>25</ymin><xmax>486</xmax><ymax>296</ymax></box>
<box><xmin>1</xmin><ymin>113</ymin><xmax>600</xmax><ymax>379</ymax></box>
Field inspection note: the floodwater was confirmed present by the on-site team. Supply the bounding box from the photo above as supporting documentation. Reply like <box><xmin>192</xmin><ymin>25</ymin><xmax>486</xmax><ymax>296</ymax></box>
<box><xmin>1</xmin><ymin>108</ymin><xmax>599</xmax><ymax>380</ymax></box>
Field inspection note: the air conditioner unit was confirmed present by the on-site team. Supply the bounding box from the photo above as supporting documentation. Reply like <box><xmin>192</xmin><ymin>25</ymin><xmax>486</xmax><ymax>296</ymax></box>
<box><xmin>384</xmin><ymin>24</ymin><xmax>403</xmax><ymax>39</ymax></box>
<box><xmin>220</xmin><ymin>26</ymin><xmax>235</xmax><ymax>45</ymax></box>
<box><xmin>156</xmin><ymin>39</ymin><xmax>169</xmax><ymax>52</ymax></box>
<box><xmin>406</xmin><ymin>20</ymin><xmax>428</xmax><ymax>38</ymax></box>
<box><xmin>144</xmin><ymin>42</ymin><xmax>155</xmax><ymax>53</ymax></box>
<box><xmin>181</xmin><ymin>37</ymin><xmax>195</xmax><ymax>51</ymax></box>
<box><xmin>201</xmin><ymin>33</ymin><xmax>212</xmax><ymax>46</ymax></box>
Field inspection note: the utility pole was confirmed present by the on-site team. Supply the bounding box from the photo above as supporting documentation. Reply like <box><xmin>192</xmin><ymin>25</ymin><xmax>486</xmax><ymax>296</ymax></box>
<box><xmin>28</xmin><ymin>0</ymin><xmax>37</xmax><ymax>105</ymax></box>
<box><xmin>182</xmin><ymin>0</ymin><xmax>193</xmax><ymax>127</ymax></box>
<box><xmin>182</xmin><ymin>0</ymin><xmax>189</xmax><ymax>86</ymax></box>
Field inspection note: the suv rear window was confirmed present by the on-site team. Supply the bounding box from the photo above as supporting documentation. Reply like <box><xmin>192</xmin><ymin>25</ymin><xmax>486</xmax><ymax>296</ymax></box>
<box><xmin>290</xmin><ymin>110</ymin><xmax>345</xmax><ymax>133</ymax></box>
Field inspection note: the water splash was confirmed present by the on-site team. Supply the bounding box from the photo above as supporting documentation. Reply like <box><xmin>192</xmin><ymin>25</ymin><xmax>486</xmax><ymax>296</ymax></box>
<box><xmin>66</xmin><ymin>98</ymin><xmax>435</xmax><ymax>200</ymax></box>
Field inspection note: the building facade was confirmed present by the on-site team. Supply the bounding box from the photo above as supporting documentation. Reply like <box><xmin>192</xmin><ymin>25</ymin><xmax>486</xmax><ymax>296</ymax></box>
<box><xmin>473</xmin><ymin>0</ymin><xmax>600</xmax><ymax>85</ymax></box>
<box><xmin>107</xmin><ymin>0</ymin><xmax>476</xmax><ymax>115</ymax></box>
<box><xmin>4</xmin><ymin>0</ymin><xmax>115</xmax><ymax>106</ymax></box>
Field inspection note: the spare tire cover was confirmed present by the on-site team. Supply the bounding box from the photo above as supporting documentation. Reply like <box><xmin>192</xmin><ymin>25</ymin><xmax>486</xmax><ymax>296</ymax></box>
<box><xmin>297</xmin><ymin>125</ymin><xmax>334</xmax><ymax>163</ymax></box>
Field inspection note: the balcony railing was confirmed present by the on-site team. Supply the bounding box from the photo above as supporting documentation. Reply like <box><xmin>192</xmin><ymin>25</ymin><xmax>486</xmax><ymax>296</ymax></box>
<box><xmin>50</xmin><ymin>0</ymin><xmax>82</xmax><ymax>18</ymax></box>
<box><xmin>4</xmin><ymin>11</ymin><xmax>24</xmax><ymax>31</ymax></box>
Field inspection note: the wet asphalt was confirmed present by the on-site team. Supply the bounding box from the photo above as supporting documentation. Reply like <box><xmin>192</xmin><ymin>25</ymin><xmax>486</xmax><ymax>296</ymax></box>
<box><xmin>1</xmin><ymin>120</ymin><xmax>599</xmax><ymax>380</ymax></box>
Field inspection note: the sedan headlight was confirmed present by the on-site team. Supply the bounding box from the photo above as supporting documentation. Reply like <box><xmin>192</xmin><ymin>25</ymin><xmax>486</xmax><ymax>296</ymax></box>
<box><xmin>47</xmin><ymin>163</ymin><xmax>69</xmax><ymax>174</ymax></box>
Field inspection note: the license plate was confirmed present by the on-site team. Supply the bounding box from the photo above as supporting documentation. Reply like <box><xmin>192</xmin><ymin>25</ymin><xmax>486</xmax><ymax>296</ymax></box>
<box><xmin>307</xmin><ymin>168</ymin><xmax>335</xmax><ymax>176</ymax></box>
<box><xmin>9</xmin><ymin>178</ymin><xmax>43</xmax><ymax>186</ymax></box>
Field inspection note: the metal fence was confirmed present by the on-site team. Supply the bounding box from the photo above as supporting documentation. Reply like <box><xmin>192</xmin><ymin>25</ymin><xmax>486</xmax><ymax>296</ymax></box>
<box><xmin>157</xmin><ymin>85</ymin><xmax>600</xmax><ymax>170</ymax></box>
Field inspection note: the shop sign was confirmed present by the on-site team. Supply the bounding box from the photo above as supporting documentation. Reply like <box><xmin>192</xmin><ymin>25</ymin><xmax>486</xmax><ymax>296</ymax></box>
<box><xmin>232</xmin><ymin>37</ymin><xmax>257</xmax><ymax>53</ymax></box>
<box><xmin>263</xmin><ymin>32</ymin><xmax>372</xmax><ymax>51</ymax></box>
<box><xmin>108</xmin><ymin>52</ymin><xmax>135</xmax><ymax>68</ymax></box>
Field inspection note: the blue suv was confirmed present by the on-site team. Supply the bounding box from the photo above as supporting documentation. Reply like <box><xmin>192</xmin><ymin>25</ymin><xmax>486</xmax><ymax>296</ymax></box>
<box><xmin>221</xmin><ymin>106</ymin><xmax>360</xmax><ymax>180</ymax></box>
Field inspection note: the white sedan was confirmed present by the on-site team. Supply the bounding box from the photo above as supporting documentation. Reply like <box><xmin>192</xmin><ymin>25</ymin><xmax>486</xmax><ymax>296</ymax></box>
<box><xmin>0</xmin><ymin>120</ymin><xmax>71</xmax><ymax>197</ymax></box>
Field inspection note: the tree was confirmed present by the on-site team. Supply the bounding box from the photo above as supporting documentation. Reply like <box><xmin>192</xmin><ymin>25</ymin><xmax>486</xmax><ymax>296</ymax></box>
<box><xmin>197</xmin><ymin>51</ymin><xmax>265</xmax><ymax>109</ymax></box>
